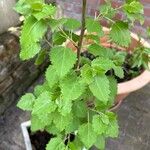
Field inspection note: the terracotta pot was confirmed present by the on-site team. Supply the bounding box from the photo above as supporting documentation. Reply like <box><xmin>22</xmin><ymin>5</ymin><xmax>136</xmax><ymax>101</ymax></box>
<box><xmin>66</xmin><ymin>27</ymin><xmax>150</xmax><ymax>108</ymax></box>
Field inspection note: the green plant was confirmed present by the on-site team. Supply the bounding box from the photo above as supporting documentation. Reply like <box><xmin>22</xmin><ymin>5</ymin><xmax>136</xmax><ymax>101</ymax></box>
<box><xmin>15</xmin><ymin>0</ymin><xmax>146</xmax><ymax>149</ymax></box>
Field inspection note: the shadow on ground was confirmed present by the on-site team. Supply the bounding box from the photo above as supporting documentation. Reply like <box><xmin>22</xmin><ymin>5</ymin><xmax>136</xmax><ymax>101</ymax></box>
<box><xmin>0</xmin><ymin>76</ymin><xmax>150</xmax><ymax>150</ymax></box>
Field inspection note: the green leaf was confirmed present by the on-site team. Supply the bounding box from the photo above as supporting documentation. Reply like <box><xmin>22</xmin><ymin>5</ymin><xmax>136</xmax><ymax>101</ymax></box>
<box><xmin>58</xmin><ymin>99</ymin><xmax>72</xmax><ymax>116</ymax></box>
<box><xmin>123</xmin><ymin>1</ymin><xmax>143</xmax><ymax>14</ymax></box>
<box><xmin>32</xmin><ymin>91</ymin><xmax>57</xmax><ymax>116</ymax></box>
<box><xmin>49</xmin><ymin>18</ymin><xmax>67</xmax><ymax>31</ymax></box>
<box><xmin>92</xmin><ymin>115</ymin><xmax>108</xmax><ymax>135</ymax></box>
<box><xmin>33</xmin><ymin>4</ymin><xmax>56</xmax><ymax>20</ymax></box>
<box><xmin>60</xmin><ymin>73</ymin><xmax>85</xmax><ymax>101</ymax></box>
<box><xmin>106</xmin><ymin>119</ymin><xmax>119</xmax><ymax>138</ymax></box>
<box><xmin>53</xmin><ymin>112</ymin><xmax>72</xmax><ymax>131</ymax></box>
<box><xmin>94</xmin><ymin>136</ymin><xmax>105</xmax><ymax>150</ymax></box>
<box><xmin>92</xmin><ymin>57</ymin><xmax>115</xmax><ymax>72</ymax></box>
<box><xmin>34</xmin><ymin>82</ymin><xmax>50</xmax><ymax>97</ymax></box>
<box><xmin>17</xmin><ymin>93</ymin><xmax>35</xmax><ymax>111</ymax></box>
<box><xmin>50</xmin><ymin>46</ymin><xmax>77</xmax><ymax>78</ymax></box>
<box><xmin>14</xmin><ymin>0</ymin><xmax>31</xmax><ymax>16</ymax></box>
<box><xmin>88</xmin><ymin>43</ymin><xmax>113</xmax><ymax>58</ymax></box>
<box><xmin>46</xmin><ymin>137</ymin><xmax>66</xmax><ymax>150</ymax></box>
<box><xmin>113</xmin><ymin>66</ymin><xmax>124</xmax><ymax>78</ymax></box>
<box><xmin>100</xmin><ymin>3</ymin><xmax>116</xmax><ymax>19</ymax></box>
<box><xmin>35</xmin><ymin>50</ymin><xmax>47</xmax><ymax>65</ymax></box>
<box><xmin>45</xmin><ymin>65</ymin><xmax>59</xmax><ymax>89</ymax></box>
<box><xmin>64</xmin><ymin>18</ymin><xmax>81</xmax><ymax>30</ymax></box>
<box><xmin>110</xmin><ymin>21</ymin><xmax>131</xmax><ymax>47</ymax></box>
<box><xmin>86</xmin><ymin>18</ymin><xmax>103</xmax><ymax>36</ymax></box>
<box><xmin>72</xmin><ymin>100</ymin><xmax>87</xmax><ymax>118</ymax></box>
<box><xmin>89</xmin><ymin>75</ymin><xmax>110</xmax><ymax>104</ymax></box>
<box><xmin>85</xmin><ymin>34</ymin><xmax>100</xmax><ymax>44</ymax></box>
<box><xmin>78</xmin><ymin>123</ymin><xmax>97</xmax><ymax>149</ymax></box>
<box><xmin>52</xmin><ymin>31</ymin><xmax>67</xmax><ymax>45</ymax></box>
<box><xmin>20</xmin><ymin>16</ymin><xmax>47</xmax><ymax>60</ymax></box>
<box><xmin>31</xmin><ymin>115</ymin><xmax>46</xmax><ymax>132</ymax></box>
<box><xmin>81</xmin><ymin>64</ymin><xmax>93</xmax><ymax>84</ymax></box>
<box><xmin>108</xmin><ymin>77</ymin><xmax>117</xmax><ymax>105</ymax></box>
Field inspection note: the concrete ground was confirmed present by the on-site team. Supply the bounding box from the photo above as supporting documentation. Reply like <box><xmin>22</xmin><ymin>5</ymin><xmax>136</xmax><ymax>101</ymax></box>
<box><xmin>0</xmin><ymin>76</ymin><xmax>150</xmax><ymax>150</ymax></box>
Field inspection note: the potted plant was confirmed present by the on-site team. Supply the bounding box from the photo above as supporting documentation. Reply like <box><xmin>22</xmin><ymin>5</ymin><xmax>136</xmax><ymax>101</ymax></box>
<box><xmin>15</xmin><ymin>0</ymin><xmax>150</xmax><ymax>149</ymax></box>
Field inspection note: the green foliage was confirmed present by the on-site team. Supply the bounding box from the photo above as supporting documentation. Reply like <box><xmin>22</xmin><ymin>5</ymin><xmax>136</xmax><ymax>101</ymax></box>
<box><xmin>17</xmin><ymin>93</ymin><xmax>35</xmax><ymax>111</ymax></box>
<box><xmin>16</xmin><ymin>0</ymin><xmax>147</xmax><ymax>149</ymax></box>
<box><xmin>110</xmin><ymin>21</ymin><xmax>131</xmax><ymax>47</ymax></box>
<box><xmin>50</xmin><ymin>46</ymin><xmax>77</xmax><ymax>78</ymax></box>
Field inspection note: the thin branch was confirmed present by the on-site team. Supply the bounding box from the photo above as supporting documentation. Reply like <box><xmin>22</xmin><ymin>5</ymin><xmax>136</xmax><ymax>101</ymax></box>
<box><xmin>76</xmin><ymin>0</ymin><xmax>87</xmax><ymax>70</ymax></box>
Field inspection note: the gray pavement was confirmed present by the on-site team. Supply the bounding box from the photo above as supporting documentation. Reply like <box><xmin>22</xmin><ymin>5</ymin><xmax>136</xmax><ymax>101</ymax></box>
<box><xmin>0</xmin><ymin>77</ymin><xmax>150</xmax><ymax>150</ymax></box>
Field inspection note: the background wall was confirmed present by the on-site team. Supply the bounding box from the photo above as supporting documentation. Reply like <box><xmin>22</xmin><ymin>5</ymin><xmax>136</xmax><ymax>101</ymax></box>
<box><xmin>56</xmin><ymin>0</ymin><xmax>150</xmax><ymax>39</ymax></box>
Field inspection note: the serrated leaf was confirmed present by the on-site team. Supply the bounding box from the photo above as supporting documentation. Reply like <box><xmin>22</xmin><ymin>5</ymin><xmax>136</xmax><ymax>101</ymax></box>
<box><xmin>53</xmin><ymin>112</ymin><xmax>72</xmax><ymax>131</ymax></box>
<box><xmin>113</xmin><ymin>66</ymin><xmax>124</xmax><ymax>78</ymax></box>
<box><xmin>92</xmin><ymin>57</ymin><xmax>115</xmax><ymax>72</ymax></box>
<box><xmin>72</xmin><ymin>100</ymin><xmax>87</xmax><ymax>118</ymax></box>
<box><xmin>49</xmin><ymin>18</ymin><xmax>67</xmax><ymax>31</ymax></box>
<box><xmin>53</xmin><ymin>31</ymin><xmax>67</xmax><ymax>45</ymax></box>
<box><xmin>32</xmin><ymin>91</ymin><xmax>57</xmax><ymax>115</ymax></box>
<box><xmin>14</xmin><ymin>0</ymin><xmax>31</xmax><ymax>16</ymax></box>
<box><xmin>106</xmin><ymin>120</ymin><xmax>119</xmax><ymax>138</ymax></box>
<box><xmin>20</xmin><ymin>16</ymin><xmax>47</xmax><ymax>60</ymax></box>
<box><xmin>34</xmin><ymin>82</ymin><xmax>50</xmax><ymax>97</ymax></box>
<box><xmin>31</xmin><ymin>115</ymin><xmax>45</xmax><ymax>132</ymax></box>
<box><xmin>50</xmin><ymin>46</ymin><xmax>77</xmax><ymax>78</ymax></box>
<box><xmin>88</xmin><ymin>43</ymin><xmax>113</xmax><ymax>58</ymax></box>
<box><xmin>105</xmin><ymin>112</ymin><xmax>119</xmax><ymax>138</ymax></box>
<box><xmin>35</xmin><ymin>50</ymin><xmax>46</xmax><ymax>65</ymax></box>
<box><xmin>89</xmin><ymin>75</ymin><xmax>110</xmax><ymax>104</ymax></box>
<box><xmin>123</xmin><ymin>1</ymin><xmax>143</xmax><ymax>14</ymax></box>
<box><xmin>33</xmin><ymin>4</ymin><xmax>56</xmax><ymax>20</ymax></box>
<box><xmin>86</xmin><ymin>18</ymin><xmax>103</xmax><ymax>36</ymax></box>
<box><xmin>60</xmin><ymin>73</ymin><xmax>85</xmax><ymax>101</ymax></box>
<box><xmin>108</xmin><ymin>77</ymin><xmax>117</xmax><ymax>105</ymax></box>
<box><xmin>46</xmin><ymin>137</ymin><xmax>66</xmax><ymax>150</ymax></box>
<box><xmin>64</xmin><ymin>18</ymin><xmax>81</xmax><ymax>30</ymax></box>
<box><xmin>17</xmin><ymin>93</ymin><xmax>35</xmax><ymax>111</ymax></box>
<box><xmin>110</xmin><ymin>21</ymin><xmax>131</xmax><ymax>47</ymax></box>
<box><xmin>78</xmin><ymin>123</ymin><xmax>97</xmax><ymax>149</ymax></box>
<box><xmin>94</xmin><ymin>136</ymin><xmax>105</xmax><ymax>150</ymax></box>
<box><xmin>100</xmin><ymin>3</ymin><xmax>116</xmax><ymax>19</ymax></box>
<box><xmin>81</xmin><ymin>64</ymin><xmax>93</xmax><ymax>84</ymax></box>
<box><xmin>45</xmin><ymin>65</ymin><xmax>59</xmax><ymax>88</ymax></box>
<box><xmin>58</xmin><ymin>99</ymin><xmax>72</xmax><ymax>116</ymax></box>
<box><xmin>92</xmin><ymin>115</ymin><xmax>108</xmax><ymax>135</ymax></box>
<box><xmin>85</xmin><ymin>34</ymin><xmax>100</xmax><ymax>44</ymax></box>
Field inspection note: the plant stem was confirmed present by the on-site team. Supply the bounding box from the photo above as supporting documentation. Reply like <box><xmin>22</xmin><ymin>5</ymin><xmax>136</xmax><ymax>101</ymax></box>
<box><xmin>76</xmin><ymin>0</ymin><xmax>87</xmax><ymax>70</ymax></box>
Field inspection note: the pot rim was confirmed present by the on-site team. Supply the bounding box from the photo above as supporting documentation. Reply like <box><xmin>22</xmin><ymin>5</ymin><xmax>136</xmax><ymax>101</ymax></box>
<box><xmin>72</xmin><ymin>27</ymin><xmax>150</xmax><ymax>95</ymax></box>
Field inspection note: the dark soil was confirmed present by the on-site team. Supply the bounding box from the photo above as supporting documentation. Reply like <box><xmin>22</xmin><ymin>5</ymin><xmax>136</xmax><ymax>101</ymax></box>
<box><xmin>28</xmin><ymin>129</ymin><xmax>53</xmax><ymax>150</ymax></box>
<box><xmin>28</xmin><ymin>128</ymin><xmax>75</xmax><ymax>150</ymax></box>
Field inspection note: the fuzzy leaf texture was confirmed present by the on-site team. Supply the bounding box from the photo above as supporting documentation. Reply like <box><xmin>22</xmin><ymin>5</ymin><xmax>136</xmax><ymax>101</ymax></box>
<box><xmin>20</xmin><ymin>16</ymin><xmax>47</xmax><ymax>60</ymax></box>
<box><xmin>50</xmin><ymin>46</ymin><xmax>77</xmax><ymax>78</ymax></box>
<box><xmin>89</xmin><ymin>75</ymin><xmax>110</xmax><ymax>104</ymax></box>
<box><xmin>78</xmin><ymin>123</ymin><xmax>97</xmax><ymax>149</ymax></box>
<box><xmin>46</xmin><ymin>137</ymin><xmax>66</xmax><ymax>150</ymax></box>
<box><xmin>33</xmin><ymin>4</ymin><xmax>56</xmax><ymax>20</ymax></box>
<box><xmin>64</xmin><ymin>18</ymin><xmax>81</xmax><ymax>30</ymax></box>
<box><xmin>123</xmin><ymin>1</ymin><xmax>143</xmax><ymax>14</ymax></box>
<box><xmin>45</xmin><ymin>65</ymin><xmax>58</xmax><ymax>88</ymax></box>
<box><xmin>110</xmin><ymin>21</ymin><xmax>131</xmax><ymax>47</ymax></box>
<box><xmin>86</xmin><ymin>18</ymin><xmax>103</xmax><ymax>36</ymax></box>
<box><xmin>60</xmin><ymin>73</ymin><xmax>85</xmax><ymax>101</ymax></box>
<box><xmin>32</xmin><ymin>91</ymin><xmax>57</xmax><ymax>116</ymax></box>
<box><xmin>17</xmin><ymin>93</ymin><xmax>35</xmax><ymax>111</ymax></box>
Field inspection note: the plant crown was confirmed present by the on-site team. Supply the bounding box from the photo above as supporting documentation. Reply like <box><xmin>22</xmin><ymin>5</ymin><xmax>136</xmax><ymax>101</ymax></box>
<box><xmin>15</xmin><ymin>0</ymin><xmax>149</xmax><ymax>149</ymax></box>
